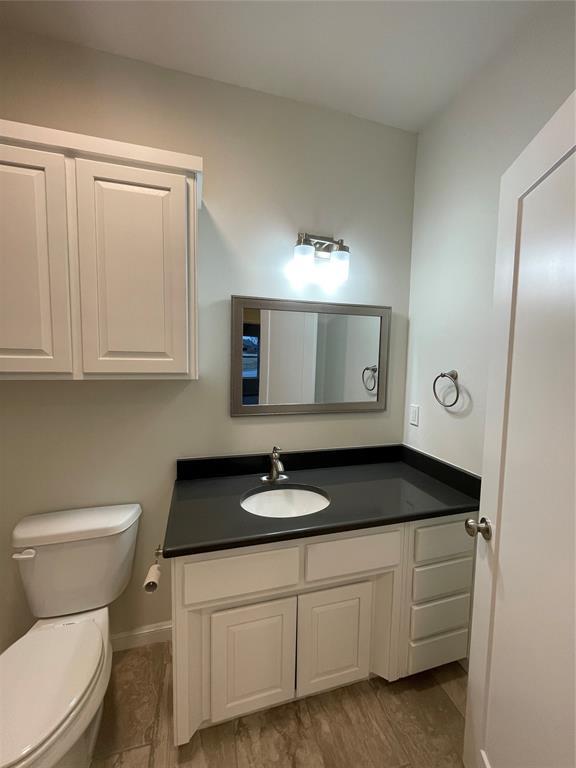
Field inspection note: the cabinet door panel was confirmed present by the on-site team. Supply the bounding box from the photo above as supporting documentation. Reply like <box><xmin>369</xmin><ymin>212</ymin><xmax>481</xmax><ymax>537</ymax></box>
<box><xmin>0</xmin><ymin>145</ymin><xmax>71</xmax><ymax>372</ymax></box>
<box><xmin>297</xmin><ymin>582</ymin><xmax>372</xmax><ymax>697</ymax></box>
<box><xmin>76</xmin><ymin>159</ymin><xmax>188</xmax><ymax>374</ymax></box>
<box><xmin>211</xmin><ymin>597</ymin><xmax>296</xmax><ymax>722</ymax></box>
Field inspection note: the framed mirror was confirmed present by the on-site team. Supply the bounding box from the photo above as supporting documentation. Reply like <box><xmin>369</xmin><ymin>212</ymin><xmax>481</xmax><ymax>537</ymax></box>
<box><xmin>231</xmin><ymin>296</ymin><xmax>391</xmax><ymax>416</ymax></box>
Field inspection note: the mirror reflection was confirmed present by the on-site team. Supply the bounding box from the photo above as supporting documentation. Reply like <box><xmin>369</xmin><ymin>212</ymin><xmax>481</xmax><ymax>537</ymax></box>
<box><xmin>231</xmin><ymin>298</ymin><xmax>390</xmax><ymax>416</ymax></box>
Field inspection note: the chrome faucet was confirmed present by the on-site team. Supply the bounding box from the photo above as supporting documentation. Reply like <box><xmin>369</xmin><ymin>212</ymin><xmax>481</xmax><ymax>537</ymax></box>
<box><xmin>262</xmin><ymin>446</ymin><xmax>288</xmax><ymax>483</ymax></box>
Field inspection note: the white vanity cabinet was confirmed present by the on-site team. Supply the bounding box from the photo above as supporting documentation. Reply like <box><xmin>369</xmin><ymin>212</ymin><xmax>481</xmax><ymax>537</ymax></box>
<box><xmin>170</xmin><ymin>513</ymin><xmax>475</xmax><ymax>746</ymax></box>
<box><xmin>0</xmin><ymin>120</ymin><xmax>202</xmax><ymax>379</ymax></box>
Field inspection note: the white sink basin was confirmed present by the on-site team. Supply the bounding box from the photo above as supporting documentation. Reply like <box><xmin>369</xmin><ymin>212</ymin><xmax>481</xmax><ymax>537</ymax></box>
<box><xmin>241</xmin><ymin>485</ymin><xmax>330</xmax><ymax>518</ymax></box>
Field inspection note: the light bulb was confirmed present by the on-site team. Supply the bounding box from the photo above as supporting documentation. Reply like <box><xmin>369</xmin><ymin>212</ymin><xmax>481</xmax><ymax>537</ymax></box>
<box><xmin>286</xmin><ymin>235</ymin><xmax>315</xmax><ymax>288</ymax></box>
<box><xmin>293</xmin><ymin>242</ymin><xmax>315</xmax><ymax>260</ymax></box>
<box><xmin>331</xmin><ymin>249</ymin><xmax>350</xmax><ymax>283</ymax></box>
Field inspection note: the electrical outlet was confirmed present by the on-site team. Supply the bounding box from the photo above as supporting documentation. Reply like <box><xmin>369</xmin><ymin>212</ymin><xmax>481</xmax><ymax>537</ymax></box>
<box><xmin>409</xmin><ymin>404</ymin><xmax>420</xmax><ymax>427</ymax></box>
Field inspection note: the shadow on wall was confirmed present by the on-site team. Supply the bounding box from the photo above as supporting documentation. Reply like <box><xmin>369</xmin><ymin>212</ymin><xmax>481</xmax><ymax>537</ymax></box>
<box><xmin>433</xmin><ymin>378</ymin><xmax>474</xmax><ymax>419</ymax></box>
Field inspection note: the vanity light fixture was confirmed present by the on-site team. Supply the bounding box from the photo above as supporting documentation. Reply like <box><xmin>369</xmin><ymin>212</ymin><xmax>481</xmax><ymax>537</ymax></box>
<box><xmin>285</xmin><ymin>233</ymin><xmax>352</xmax><ymax>290</ymax></box>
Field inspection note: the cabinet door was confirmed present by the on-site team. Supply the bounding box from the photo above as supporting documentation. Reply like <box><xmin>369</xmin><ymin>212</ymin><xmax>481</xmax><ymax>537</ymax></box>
<box><xmin>76</xmin><ymin>159</ymin><xmax>188</xmax><ymax>374</ymax></box>
<box><xmin>0</xmin><ymin>145</ymin><xmax>72</xmax><ymax>373</ymax></box>
<box><xmin>297</xmin><ymin>582</ymin><xmax>372</xmax><ymax>697</ymax></box>
<box><xmin>211</xmin><ymin>597</ymin><xmax>296</xmax><ymax>722</ymax></box>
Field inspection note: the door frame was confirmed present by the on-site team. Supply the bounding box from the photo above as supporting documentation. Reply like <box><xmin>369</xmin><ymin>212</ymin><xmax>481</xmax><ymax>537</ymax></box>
<box><xmin>464</xmin><ymin>91</ymin><xmax>575</xmax><ymax>767</ymax></box>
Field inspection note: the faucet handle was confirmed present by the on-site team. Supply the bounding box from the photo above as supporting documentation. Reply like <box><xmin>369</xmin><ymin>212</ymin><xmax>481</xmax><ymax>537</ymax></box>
<box><xmin>272</xmin><ymin>446</ymin><xmax>281</xmax><ymax>455</ymax></box>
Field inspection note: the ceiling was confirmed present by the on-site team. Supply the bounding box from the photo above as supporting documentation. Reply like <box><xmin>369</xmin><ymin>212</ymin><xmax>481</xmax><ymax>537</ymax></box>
<box><xmin>0</xmin><ymin>1</ymin><xmax>551</xmax><ymax>131</ymax></box>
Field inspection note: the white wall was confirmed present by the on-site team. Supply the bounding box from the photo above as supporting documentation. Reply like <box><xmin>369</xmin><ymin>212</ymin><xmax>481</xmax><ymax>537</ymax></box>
<box><xmin>404</xmin><ymin>2</ymin><xmax>575</xmax><ymax>474</ymax></box>
<box><xmin>0</xmin><ymin>30</ymin><xmax>416</xmax><ymax>650</ymax></box>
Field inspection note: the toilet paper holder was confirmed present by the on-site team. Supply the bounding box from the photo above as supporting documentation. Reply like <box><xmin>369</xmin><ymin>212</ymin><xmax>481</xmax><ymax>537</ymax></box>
<box><xmin>143</xmin><ymin>545</ymin><xmax>164</xmax><ymax>593</ymax></box>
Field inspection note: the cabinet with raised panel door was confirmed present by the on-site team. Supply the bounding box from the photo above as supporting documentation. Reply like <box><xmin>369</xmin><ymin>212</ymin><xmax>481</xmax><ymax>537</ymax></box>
<box><xmin>171</xmin><ymin>514</ymin><xmax>476</xmax><ymax>745</ymax></box>
<box><xmin>297</xmin><ymin>582</ymin><xmax>373</xmax><ymax>697</ymax></box>
<box><xmin>210</xmin><ymin>597</ymin><xmax>297</xmax><ymax>722</ymax></box>
<box><xmin>0</xmin><ymin>144</ymin><xmax>72</xmax><ymax>374</ymax></box>
<box><xmin>208</xmin><ymin>582</ymin><xmax>374</xmax><ymax>724</ymax></box>
<box><xmin>0</xmin><ymin>120</ymin><xmax>202</xmax><ymax>378</ymax></box>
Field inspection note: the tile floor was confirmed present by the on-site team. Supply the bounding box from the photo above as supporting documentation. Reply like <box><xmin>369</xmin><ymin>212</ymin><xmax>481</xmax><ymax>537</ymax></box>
<box><xmin>93</xmin><ymin>643</ymin><xmax>467</xmax><ymax>768</ymax></box>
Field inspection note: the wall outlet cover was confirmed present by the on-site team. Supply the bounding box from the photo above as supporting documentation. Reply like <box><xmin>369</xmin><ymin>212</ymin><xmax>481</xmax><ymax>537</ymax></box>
<box><xmin>409</xmin><ymin>404</ymin><xmax>420</xmax><ymax>427</ymax></box>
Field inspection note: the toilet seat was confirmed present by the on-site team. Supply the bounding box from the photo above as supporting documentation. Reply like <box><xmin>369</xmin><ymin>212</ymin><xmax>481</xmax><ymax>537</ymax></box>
<box><xmin>0</xmin><ymin>621</ymin><xmax>104</xmax><ymax>768</ymax></box>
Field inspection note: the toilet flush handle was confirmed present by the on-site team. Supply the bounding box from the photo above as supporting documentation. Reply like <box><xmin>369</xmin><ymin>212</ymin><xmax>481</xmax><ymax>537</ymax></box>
<box><xmin>12</xmin><ymin>548</ymin><xmax>36</xmax><ymax>560</ymax></box>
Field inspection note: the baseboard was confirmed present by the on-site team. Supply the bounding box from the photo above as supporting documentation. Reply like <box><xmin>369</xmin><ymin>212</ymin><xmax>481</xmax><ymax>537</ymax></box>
<box><xmin>111</xmin><ymin>620</ymin><xmax>172</xmax><ymax>651</ymax></box>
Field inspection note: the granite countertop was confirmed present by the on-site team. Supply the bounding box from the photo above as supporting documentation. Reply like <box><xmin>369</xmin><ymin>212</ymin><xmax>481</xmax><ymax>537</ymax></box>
<box><xmin>163</xmin><ymin>459</ymin><xmax>480</xmax><ymax>557</ymax></box>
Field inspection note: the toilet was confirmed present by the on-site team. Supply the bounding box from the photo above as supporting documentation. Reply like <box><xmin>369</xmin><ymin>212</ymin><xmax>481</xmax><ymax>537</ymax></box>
<box><xmin>0</xmin><ymin>504</ymin><xmax>141</xmax><ymax>768</ymax></box>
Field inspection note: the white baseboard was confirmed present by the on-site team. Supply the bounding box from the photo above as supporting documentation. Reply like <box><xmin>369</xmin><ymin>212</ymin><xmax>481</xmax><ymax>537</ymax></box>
<box><xmin>111</xmin><ymin>620</ymin><xmax>172</xmax><ymax>652</ymax></box>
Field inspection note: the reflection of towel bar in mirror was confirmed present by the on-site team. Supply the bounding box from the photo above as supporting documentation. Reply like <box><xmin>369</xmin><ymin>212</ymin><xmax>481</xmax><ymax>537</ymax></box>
<box><xmin>230</xmin><ymin>296</ymin><xmax>391</xmax><ymax>416</ymax></box>
<box><xmin>432</xmin><ymin>369</ymin><xmax>460</xmax><ymax>408</ymax></box>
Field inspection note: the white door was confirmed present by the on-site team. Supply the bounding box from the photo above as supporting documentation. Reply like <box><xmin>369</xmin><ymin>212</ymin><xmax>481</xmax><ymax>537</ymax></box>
<box><xmin>210</xmin><ymin>597</ymin><xmax>296</xmax><ymax>722</ymax></box>
<box><xmin>297</xmin><ymin>582</ymin><xmax>372</xmax><ymax>697</ymax></box>
<box><xmin>76</xmin><ymin>159</ymin><xmax>189</xmax><ymax>374</ymax></box>
<box><xmin>259</xmin><ymin>310</ymin><xmax>318</xmax><ymax>404</ymax></box>
<box><xmin>0</xmin><ymin>145</ymin><xmax>72</xmax><ymax>373</ymax></box>
<box><xmin>464</xmin><ymin>93</ymin><xmax>575</xmax><ymax>768</ymax></box>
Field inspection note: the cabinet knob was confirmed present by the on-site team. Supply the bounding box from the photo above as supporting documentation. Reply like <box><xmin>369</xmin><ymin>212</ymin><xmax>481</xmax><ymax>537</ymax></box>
<box><xmin>465</xmin><ymin>517</ymin><xmax>492</xmax><ymax>541</ymax></box>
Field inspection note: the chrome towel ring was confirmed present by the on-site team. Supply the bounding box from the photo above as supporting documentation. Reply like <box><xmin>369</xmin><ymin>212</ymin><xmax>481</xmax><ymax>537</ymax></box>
<box><xmin>433</xmin><ymin>369</ymin><xmax>460</xmax><ymax>408</ymax></box>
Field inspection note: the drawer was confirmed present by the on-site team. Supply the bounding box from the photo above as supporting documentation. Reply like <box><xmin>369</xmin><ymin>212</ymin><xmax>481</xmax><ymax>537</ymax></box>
<box><xmin>408</xmin><ymin>628</ymin><xmax>469</xmax><ymax>674</ymax></box>
<box><xmin>412</xmin><ymin>557</ymin><xmax>474</xmax><ymax>602</ymax></box>
<box><xmin>410</xmin><ymin>593</ymin><xmax>471</xmax><ymax>640</ymax></box>
<box><xmin>183</xmin><ymin>547</ymin><xmax>299</xmax><ymax>605</ymax></box>
<box><xmin>306</xmin><ymin>530</ymin><xmax>401</xmax><ymax>582</ymax></box>
<box><xmin>414</xmin><ymin>519</ymin><xmax>474</xmax><ymax>564</ymax></box>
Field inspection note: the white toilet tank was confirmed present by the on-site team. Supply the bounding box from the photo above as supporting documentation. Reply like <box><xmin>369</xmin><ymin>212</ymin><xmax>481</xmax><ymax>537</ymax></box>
<box><xmin>12</xmin><ymin>504</ymin><xmax>142</xmax><ymax>618</ymax></box>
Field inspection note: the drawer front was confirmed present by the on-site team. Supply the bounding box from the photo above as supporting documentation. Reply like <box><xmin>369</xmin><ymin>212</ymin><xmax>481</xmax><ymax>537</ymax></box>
<box><xmin>183</xmin><ymin>547</ymin><xmax>299</xmax><ymax>605</ymax></box>
<box><xmin>408</xmin><ymin>628</ymin><xmax>469</xmax><ymax>675</ymax></box>
<box><xmin>412</xmin><ymin>557</ymin><xmax>474</xmax><ymax>602</ymax></box>
<box><xmin>414</xmin><ymin>520</ymin><xmax>474</xmax><ymax>564</ymax></box>
<box><xmin>410</xmin><ymin>593</ymin><xmax>471</xmax><ymax>641</ymax></box>
<box><xmin>306</xmin><ymin>530</ymin><xmax>401</xmax><ymax>582</ymax></box>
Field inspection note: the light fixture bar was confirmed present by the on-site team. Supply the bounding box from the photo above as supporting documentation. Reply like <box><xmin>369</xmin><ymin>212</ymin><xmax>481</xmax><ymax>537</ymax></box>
<box><xmin>298</xmin><ymin>232</ymin><xmax>349</xmax><ymax>255</ymax></box>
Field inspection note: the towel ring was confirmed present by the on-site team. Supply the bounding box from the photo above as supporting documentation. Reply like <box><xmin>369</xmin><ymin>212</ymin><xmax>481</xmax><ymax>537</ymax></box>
<box><xmin>433</xmin><ymin>369</ymin><xmax>460</xmax><ymax>408</ymax></box>
<box><xmin>362</xmin><ymin>365</ymin><xmax>378</xmax><ymax>392</ymax></box>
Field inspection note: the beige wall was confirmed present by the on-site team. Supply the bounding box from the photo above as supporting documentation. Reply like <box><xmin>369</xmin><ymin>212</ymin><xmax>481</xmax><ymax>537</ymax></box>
<box><xmin>0</xmin><ymin>31</ymin><xmax>417</xmax><ymax>650</ymax></box>
<box><xmin>404</xmin><ymin>2</ymin><xmax>575</xmax><ymax>474</ymax></box>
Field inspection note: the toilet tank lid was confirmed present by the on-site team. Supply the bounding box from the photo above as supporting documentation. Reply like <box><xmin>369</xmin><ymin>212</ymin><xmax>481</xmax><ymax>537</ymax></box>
<box><xmin>12</xmin><ymin>504</ymin><xmax>142</xmax><ymax>548</ymax></box>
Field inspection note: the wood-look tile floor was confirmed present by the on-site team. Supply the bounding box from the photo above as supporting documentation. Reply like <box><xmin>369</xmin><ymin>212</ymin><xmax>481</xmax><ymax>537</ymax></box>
<box><xmin>93</xmin><ymin>643</ymin><xmax>467</xmax><ymax>768</ymax></box>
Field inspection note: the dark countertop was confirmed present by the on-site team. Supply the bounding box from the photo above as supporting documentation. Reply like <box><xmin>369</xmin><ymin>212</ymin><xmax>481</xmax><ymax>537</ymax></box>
<box><xmin>163</xmin><ymin>460</ymin><xmax>479</xmax><ymax>557</ymax></box>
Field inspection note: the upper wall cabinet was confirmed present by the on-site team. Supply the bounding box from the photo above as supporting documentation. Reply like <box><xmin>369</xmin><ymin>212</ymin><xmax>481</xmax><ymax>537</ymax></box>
<box><xmin>76</xmin><ymin>160</ymin><xmax>189</xmax><ymax>374</ymax></box>
<box><xmin>0</xmin><ymin>120</ymin><xmax>203</xmax><ymax>379</ymax></box>
<box><xmin>0</xmin><ymin>145</ymin><xmax>72</xmax><ymax>373</ymax></box>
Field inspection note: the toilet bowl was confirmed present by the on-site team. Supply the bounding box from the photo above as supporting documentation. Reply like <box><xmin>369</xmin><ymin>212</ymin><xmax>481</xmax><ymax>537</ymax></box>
<box><xmin>0</xmin><ymin>504</ymin><xmax>141</xmax><ymax>768</ymax></box>
<box><xmin>0</xmin><ymin>608</ymin><xmax>111</xmax><ymax>768</ymax></box>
